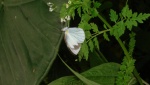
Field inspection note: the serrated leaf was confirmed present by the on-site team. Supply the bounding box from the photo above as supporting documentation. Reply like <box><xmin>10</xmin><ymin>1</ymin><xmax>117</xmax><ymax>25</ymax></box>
<box><xmin>125</xmin><ymin>19</ymin><xmax>132</xmax><ymax>30</ymax></box>
<box><xmin>91</xmin><ymin>8</ymin><xmax>99</xmax><ymax>17</ymax></box>
<box><xmin>77</xmin><ymin>7</ymin><xmax>81</xmax><ymax>17</ymax></box>
<box><xmin>132</xmin><ymin>12</ymin><xmax>137</xmax><ymax>19</ymax></box>
<box><xmin>90</xmin><ymin>23</ymin><xmax>99</xmax><ymax>32</ymax></box>
<box><xmin>121</xmin><ymin>5</ymin><xmax>130</xmax><ymax>17</ymax></box>
<box><xmin>88</xmin><ymin>40</ymin><xmax>94</xmax><ymax>52</ymax></box>
<box><xmin>116</xmin><ymin>57</ymin><xmax>136</xmax><ymax>85</ymax></box>
<box><xmin>79</xmin><ymin>42</ymin><xmax>89</xmax><ymax>60</ymax></box>
<box><xmin>103</xmin><ymin>32</ymin><xmax>110</xmax><ymax>41</ymax></box>
<box><xmin>111</xmin><ymin>21</ymin><xmax>125</xmax><ymax>39</ymax></box>
<box><xmin>131</xmin><ymin>20</ymin><xmax>137</xmax><ymax>26</ymax></box>
<box><xmin>136</xmin><ymin>13</ymin><xmax>150</xmax><ymax>23</ymax></box>
<box><xmin>126</xmin><ymin>9</ymin><xmax>132</xmax><ymax>18</ymax></box>
<box><xmin>129</xmin><ymin>32</ymin><xmax>136</xmax><ymax>56</ymax></box>
<box><xmin>79</xmin><ymin>21</ymin><xmax>91</xmax><ymax>31</ymax></box>
<box><xmin>93</xmin><ymin>1</ymin><xmax>101</xmax><ymax>8</ymax></box>
<box><xmin>110</xmin><ymin>9</ymin><xmax>118</xmax><ymax>22</ymax></box>
<box><xmin>93</xmin><ymin>37</ymin><xmax>99</xmax><ymax>50</ymax></box>
<box><xmin>81</xmin><ymin>14</ymin><xmax>91</xmax><ymax>22</ymax></box>
<box><xmin>85</xmin><ymin>31</ymin><xmax>92</xmax><ymax>39</ymax></box>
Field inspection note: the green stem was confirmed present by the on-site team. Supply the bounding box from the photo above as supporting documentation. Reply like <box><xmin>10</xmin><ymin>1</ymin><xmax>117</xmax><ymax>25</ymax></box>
<box><xmin>86</xmin><ymin>29</ymin><xmax>110</xmax><ymax>43</ymax></box>
<box><xmin>98</xmin><ymin>14</ymin><xmax>143</xmax><ymax>85</ymax></box>
<box><xmin>117</xmin><ymin>38</ymin><xmax>130</xmax><ymax>60</ymax></box>
<box><xmin>133</xmin><ymin>69</ymin><xmax>144</xmax><ymax>85</ymax></box>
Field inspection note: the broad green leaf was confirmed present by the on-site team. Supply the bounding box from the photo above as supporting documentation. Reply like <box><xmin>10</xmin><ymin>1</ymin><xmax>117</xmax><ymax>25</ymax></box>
<box><xmin>4</xmin><ymin>0</ymin><xmax>34</xmax><ymax>6</ymax></box>
<box><xmin>49</xmin><ymin>63</ymin><xmax>120</xmax><ymax>85</ymax></box>
<box><xmin>0</xmin><ymin>0</ymin><xmax>66</xmax><ymax>85</ymax></box>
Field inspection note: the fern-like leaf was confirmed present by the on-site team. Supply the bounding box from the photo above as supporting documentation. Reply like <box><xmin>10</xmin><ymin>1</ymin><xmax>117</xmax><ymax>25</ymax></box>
<box><xmin>110</xmin><ymin>9</ymin><xmax>118</xmax><ymax>23</ymax></box>
<box><xmin>88</xmin><ymin>40</ymin><xmax>94</xmax><ymax>52</ymax></box>
<box><xmin>93</xmin><ymin>37</ymin><xmax>99</xmax><ymax>50</ymax></box>
<box><xmin>103</xmin><ymin>32</ymin><xmax>110</xmax><ymax>41</ymax></box>
<box><xmin>128</xmin><ymin>32</ymin><xmax>136</xmax><ymax>56</ymax></box>
<box><xmin>90</xmin><ymin>23</ymin><xmax>99</xmax><ymax>32</ymax></box>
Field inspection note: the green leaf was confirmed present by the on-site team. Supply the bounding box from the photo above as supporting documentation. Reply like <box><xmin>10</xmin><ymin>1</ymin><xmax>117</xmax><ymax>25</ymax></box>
<box><xmin>125</xmin><ymin>12</ymin><xmax>150</xmax><ymax>31</ymax></box>
<box><xmin>131</xmin><ymin>20</ymin><xmax>137</xmax><ymax>26</ymax></box>
<box><xmin>126</xmin><ymin>9</ymin><xmax>132</xmax><ymax>18</ymax></box>
<box><xmin>93</xmin><ymin>1</ymin><xmax>101</xmax><ymax>8</ymax></box>
<box><xmin>136</xmin><ymin>13</ymin><xmax>150</xmax><ymax>23</ymax></box>
<box><xmin>116</xmin><ymin>57</ymin><xmax>136</xmax><ymax>85</ymax></box>
<box><xmin>49</xmin><ymin>63</ymin><xmax>120</xmax><ymax>85</ymax></box>
<box><xmin>79</xmin><ymin>21</ymin><xmax>91</xmax><ymax>31</ymax></box>
<box><xmin>110</xmin><ymin>21</ymin><xmax>125</xmax><ymax>39</ymax></box>
<box><xmin>110</xmin><ymin>9</ymin><xmax>118</xmax><ymax>23</ymax></box>
<box><xmin>0</xmin><ymin>0</ymin><xmax>64</xmax><ymax>85</ymax></box>
<box><xmin>128</xmin><ymin>32</ymin><xmax>136</xmax><ymax>56</ymax></box>
<box><xmin>103</xmin><ymin>24</ymin><xmax>108</xmax><ymax>29</ymax></box>
<box><xmin>93</xmin><ymin>37</ymin><xmax>99</xmax><ymax>50</ymax></box>
<box><xmin>77</xmin><ymin>7</ymin><xmax>82</xmax><ymax>17</ymax></box>
<box><xmin>103</xmin><ymin>32</ymin><xmax>110</xmax><ymax>41</ymax></box>
<box><xmin>79</xmin><ymin>42</ymin><xmax>89</xmax><ymax>60</ymax></box>
<box><xmin>88</xmin><ymin>40</ymin><xmax>94</xmax><ymax>52</ymax></box>
<box><xmin>81</xmin><ymin>14</ymin><xmax>91</xmax><ymax>22</ymax></box>
<box><xmin>85</xmin><ymin>31</ymin><xmax>92</xmax><ymax>39</ymax></box>
<box><xmin>90</xmin><ymin>23</ymin><xmax>99</xmax><ymax>32</ymax></box>
<box><xmin>121</xmin><ymin>5</ymin><xmax>130</xmax><ymax>18</ymax></box>
<box><xmin>91</xmin><ymin>8</ymin><xmax>99</xmax><ymax>17</ymax></box>
<box><xmin>4</xmin><ymin>0</ymin><xmax>34</xmax><ymax>6</ymax></box>
<box><xmin>125</xmin><ymin>19</ymin><xmax>132</xmax><ymax>30</ymax></box>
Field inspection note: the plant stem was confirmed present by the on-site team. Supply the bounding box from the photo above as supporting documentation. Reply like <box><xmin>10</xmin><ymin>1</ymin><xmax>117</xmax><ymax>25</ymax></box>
<box><xmin>86</xmin><ymin>29</ymin><xmax>110</xmax><ymax>43</ymax></box>
<box><xmin>117</xmin><ymin>38</ymin><xmax>130</xmax><ymax>60</ymax></box>
<box><xmin>133</xmin><ymin>69</ymin><xmax>144</xmax><ymax>85</ymax></box>
<box><xmin>97</xmin><ymin>14</ymin><xmax>143</xmax><ymax>85</ymax></box>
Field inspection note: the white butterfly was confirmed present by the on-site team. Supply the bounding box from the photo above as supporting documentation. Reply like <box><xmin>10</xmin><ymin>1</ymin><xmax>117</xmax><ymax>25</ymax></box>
<box><xmin>62</xmin><ymin>27</ymin><xmax>85</xmax><ymax>55</ymax></box>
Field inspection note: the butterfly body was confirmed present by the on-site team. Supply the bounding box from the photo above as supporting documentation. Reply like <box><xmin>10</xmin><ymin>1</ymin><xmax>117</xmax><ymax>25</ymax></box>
<box><xmin>62</xmin><ymin>27</ymin><xmax>85</xmax><ymax>55</ymax></box>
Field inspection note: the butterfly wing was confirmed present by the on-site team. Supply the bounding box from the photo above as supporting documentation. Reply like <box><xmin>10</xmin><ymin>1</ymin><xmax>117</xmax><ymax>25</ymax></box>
<box><xmin>63</xmin><ymin>27</ymin><xmax>85</xmax><ymax>55</ymax></box>
<box><xmin>69</xmin><ymin>44</ymin><xmax>81</xmax><ymax>55</ymax></box>
<box><xmin>65</xmin><ymin>32</ymin><xmax>78</xmax><ymax>48</ymax></box>
<box><xmin>67</xmin><ymin>27</ymin><xmax>85</xmax><ymax>43</ymax></box>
